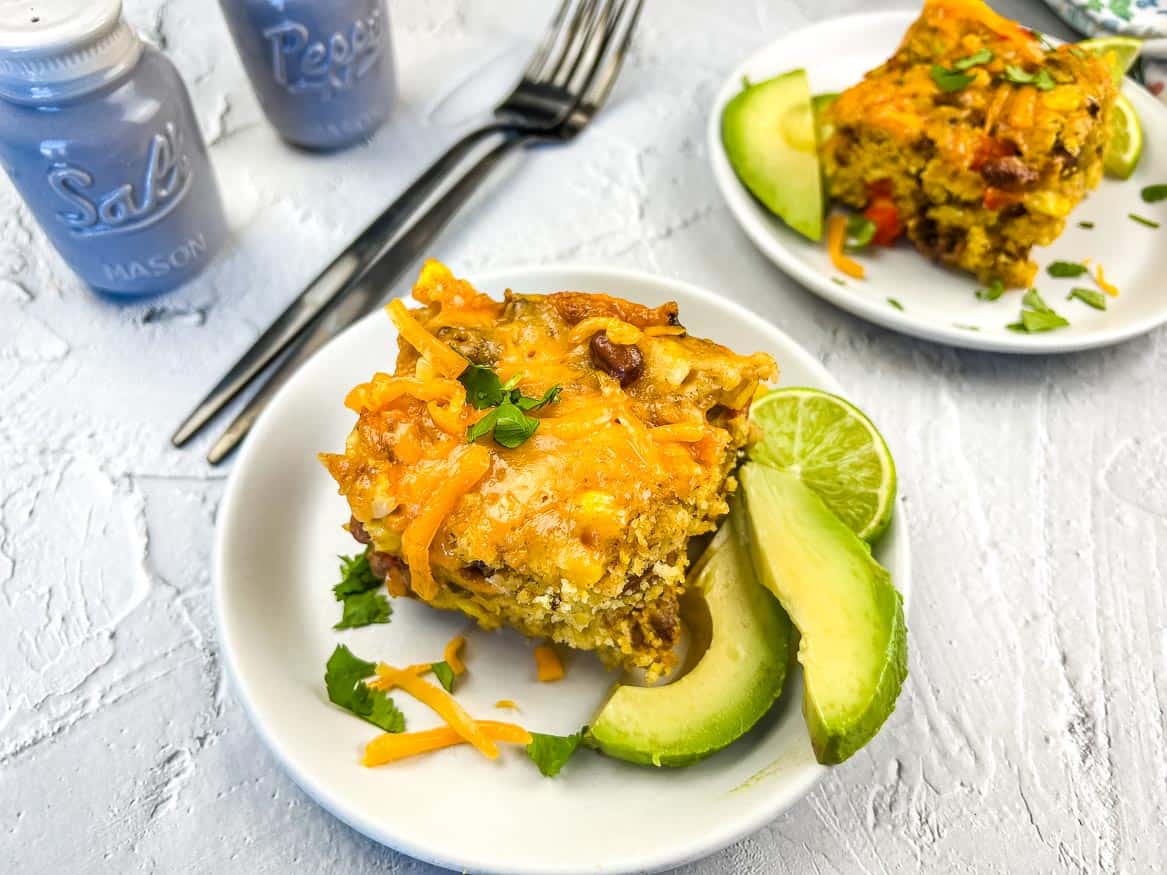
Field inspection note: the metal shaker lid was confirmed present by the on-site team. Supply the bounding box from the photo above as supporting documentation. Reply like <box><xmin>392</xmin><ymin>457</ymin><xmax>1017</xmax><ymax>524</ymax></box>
<box><xmin>0</xmin><ymin>0</ymin><xmax>143</xmax><ymax>103</ymax></box>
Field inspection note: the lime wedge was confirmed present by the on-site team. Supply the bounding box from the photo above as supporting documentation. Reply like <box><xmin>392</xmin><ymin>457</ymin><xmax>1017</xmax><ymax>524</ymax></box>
<box><xmin>1078</xmin><ymin>36</ymin><xmax>1142</xmax><ymax>86</ymax></box>
<box><xmin>749</xmin><ymin>388</ymin><xmax>896</xmax><ymax>542</ymax></box>
<box><xmin>1104</xmin><ymin>94</ymin><xmax>1143</xmax><ymax>180</ymax></box>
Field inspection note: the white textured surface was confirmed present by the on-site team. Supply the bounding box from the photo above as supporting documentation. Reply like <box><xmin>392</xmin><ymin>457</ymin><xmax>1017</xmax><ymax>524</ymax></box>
<box><xmin>2</xmin><ymin>1</ymin><xmax>1164</xmax><ymax>872</ymax></box>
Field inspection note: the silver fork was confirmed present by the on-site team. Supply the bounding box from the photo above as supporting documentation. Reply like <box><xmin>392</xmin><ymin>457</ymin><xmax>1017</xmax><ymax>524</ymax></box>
<box><xmin>201</xmin><ymin>0</ymin><xmax>643</xmax><ymax>465</ymax></box>
<box><xmin>172</xmin><ymin>0</ymin><xmax>617</xmax><ymax>449</ymax></box>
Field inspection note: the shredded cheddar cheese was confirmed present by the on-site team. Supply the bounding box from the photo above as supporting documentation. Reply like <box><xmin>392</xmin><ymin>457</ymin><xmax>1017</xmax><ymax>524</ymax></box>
<box><xmin>444</xmin><ymin>635</ymin><xmax>467</xmax><ymax>675</ymax></box>
<box><xmin>373</xmin><ymin>663</ymin><xmax>500</xmax><ymax>759</ymax></box>
<box><xmin>401</xmin><ymin>445</ymin><xmax>492</xmax><ymax>601</ymax></box>
<box><xmin>494</xmin><ymin>699</ymin><xmax>519</xmax><ymax>710</ymax></box>
<box><xmin>534</xmin><ymin>645</ymin><xmax>565</xmax><ymax>682</ymax></box>
<box><xmin>650</xmin><ymin>423</ymin><xmax>707</xmax><ymax>443</ymax></box>
<box><xmin>568</xmin><ymin>316</ymin><xmax>642</xmax><ymax>346</ymax></box>
<box><xmin>827</xmin><ymin>214</ymin><xmax>866</xmax><ymax>280</ymax></box>
<box><xmin>387</xmin><ymin>298</ymin><xmax>468</xmax><ymax>379</ymax></box>
<box><xmin>362</xmin><ymin>721</ymin><xmax>531</xmax><ymax>767</ymax></box>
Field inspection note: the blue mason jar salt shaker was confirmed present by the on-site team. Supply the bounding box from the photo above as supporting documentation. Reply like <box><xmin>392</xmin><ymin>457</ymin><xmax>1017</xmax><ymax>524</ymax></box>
<box><xmin>219</xmin><ymin>0</ymin><xmax>396</xmax><ymax>151</ymax></box>
<box><xmin>0</xmin><ymin>0</ymin><xmax>228</xmax><ymax>297</ymax></box>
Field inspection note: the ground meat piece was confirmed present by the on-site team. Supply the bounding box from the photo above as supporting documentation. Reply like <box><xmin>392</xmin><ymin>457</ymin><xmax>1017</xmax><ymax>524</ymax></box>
<box><xmin>980</xmin><ymin>156</ymin><xmax>1039</xmax><ymax>191</ymax></box>
<box><xmin>648</xmin><ymin>607</ymin><xmax>679</xmax><ymax>644</ymax></box>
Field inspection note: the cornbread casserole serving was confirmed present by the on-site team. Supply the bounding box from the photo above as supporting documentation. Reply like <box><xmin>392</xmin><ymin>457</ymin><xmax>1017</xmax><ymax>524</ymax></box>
<box><xmin>820</xmin><ymin>0</ymin><xmax>1116</xmax><ymax>287</ymax></box>
<box><xmin>321</xmin><ymin>262</ymin><xmax>776</xmax><ymax>680</ymax></box>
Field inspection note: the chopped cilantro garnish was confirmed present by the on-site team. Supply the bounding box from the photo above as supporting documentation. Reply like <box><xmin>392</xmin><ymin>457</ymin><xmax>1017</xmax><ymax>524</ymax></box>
<box><xmin>975</xmin><ymin>278</ymin><xmax>1004</xmax><ymax>301</ymax></box>
<box><xmin>831</xmin><ymin>277</ymin><xmax>847</xmax><ymax>287</ymax></box>
<box><xmin>324</xmin><ymin>645</ymin><xmax>405</xmax><ymax>733</ymax></box>
<box><xmin>526</xmin><ymin>729</ymin><xmax>584</xmax><ymax>777</ymax></box>
<box><xmin>1130</xmin><ymin>213</ymin><xmax>1161</xmax><ymax>229</ymax></box>
<box><xmin>332</xmin><ymin>552</ymin><xmax>392</xmax><ymax>630</ymax></box>
<box><xmin>1047</xmin><ymin>261</ymin><xmax>1089</xmax><ymax>278</ymax></box>
<box><xmin>1007</xmin><ymin>288</ymin><xmax>1069</xmax><ymax>332</ymax></box>
<box><xmin>1003</xmin><ymin>65</ymin><xmax>1056</xmax><ymax>91</ymax></box>
<box><xmin>1078</xmin><ymin>221</ymin><xmax>1095</xmax><ymax>229</ymax></box>
<box><xmin>461</xmin><ymin>363</ymin><xmax>562</xmax><ymax>449</ymax></box>
<box><xmin>430</xmin><ymin>660</ymin><xmax>456</xmax><ymax>693</ymax></box>
<box><xmin>931</xmin><ymin>64</ymin><xmax>975</xmax><ymax>92</ymax></box>
<box><xmin>953</xmin><ymin>324</ymin><xmax>981</xmax><ymax>332</ymax></box>
<box><xmin>953</xmin><ymin>48</ymin><xmax>993</xmax><ymax>71</ymax></box>
<box><xmin>1068</xmin><ymin>288</ymin><xmax>1107</xmax><ymax>310</ymax></box>
<box><xmin>887</xmin><ymin>297</ymin><xmax>904</xmax><ymax>311</ymax></box>
<box><xmin>845</xmin><ymin>215</ymin><xmax>876</xmax><ymax>250</ymax></box>
<box><xmin>1142</xmin><ymin>184</ymin><xmax>1167</xmax><ymax>204</ymax></box>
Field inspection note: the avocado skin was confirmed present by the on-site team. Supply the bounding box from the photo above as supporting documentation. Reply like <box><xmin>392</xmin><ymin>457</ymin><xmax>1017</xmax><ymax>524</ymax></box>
<box><xmin>740</xmin><ymin>462</ymin><xmax>907</xmax><ymax>766</ymax></box>
<box><xmin>585</xmin><ymin>505</ymin><xmax>792</xmax><ymax>767</ymax></box>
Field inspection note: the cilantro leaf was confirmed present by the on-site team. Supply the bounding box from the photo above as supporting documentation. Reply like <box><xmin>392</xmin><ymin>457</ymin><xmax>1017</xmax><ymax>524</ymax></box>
<box><xmin>931</xmin><ymin>64</ymin><xmax>975</xmax><ymax>92</ymax></box>
<box><xmin>953</xmin><ymin>48</ymin><xmax>993</xmax><ymax>71</ymax></box>
<box><xmin>331</xmin><ymin>551</ymin><xmax>392</xmax><ymax>630</ymax></box>
<box><xmin>324</xmin><ymin>645</ymin><xmax>405</xmax><ymax>733</ymax></box>
<box><xmin>1046</xmin><ymin>261</ymin><xmax>1088</xmax><ymax>278</ymax></box>
<box><xmin>459</xmin><ymin>363</ymin><xmax>505</xmax><ymax>409</ymax></box>
<box><xmin>334</xmin><ymin>589</ymin><xmax>393</xmax><ymax>630</ymax></box>
<box><xmin>467</xmin><ymin>407</ymin><xmax>500</xmax><ymax>442</ymax></box>
<box><xmin>332</xmin><ymin>551</ymin><xmax>380</xmax><ymax>599</ymax></box>
<box><xmin>887</xmin><ymin>297</ymin><xmax>904</xmax><ymax>311</ymax></box>
<box><xmin>526</xmin><ymin>730</ymin><xmax>584</xmax><ymax>777</ymax></box>
<box><xmin>1003</xmin><ymin>64</ymin><xmax>1036</xmax><ymax>84</ymax></box>
<box><xmin>1130</xmin><ymin>213</ymin><xmax>1161</xmax><ymax>229</ymax></box>
<box><xmin>430</xmin><ymin>660</ymin><xmax>456</xmax><ymax>693</ymax></box>
<box><xmin>515</xmin><ymin>386</ymin><xmax>562</xmax><ymax>412</ymax></box>
<box><xmin>1068</xmin><ymin>287</ymin><xmax>1107</xmax><ymax>310</ymax></box>
<box><xmin>1016</xmin><ymin>309</ymin><xmax>1070</xmax><ymax>332</ymax></box>
<box><xmin>1022</xmin><ymin>288</ymin><xmax>1053</xmax><ymax>313</ymax></box>
<box><xmin>845</xmin><ymin>215</ymin><xmax>876</xmax><ymax>250</ymax></box>
<box><xmin>491</xmin><ymin>402</ymin><xmax>540</xmax><ymax>449</ymax></box>
<box><xmin>1078</xmin><ymin>221</ymin><xmax>1095</xmax><ymax>229</ymax></box>
<box><xmin>975</xmin><ymin>278</ymin><xmax>1004</xmax><ymax>301</ymax></box>
<box><xmin>1142</xmin><ymin>184</ymin><xmax>1167</xmax><ymax>204</ymax></box>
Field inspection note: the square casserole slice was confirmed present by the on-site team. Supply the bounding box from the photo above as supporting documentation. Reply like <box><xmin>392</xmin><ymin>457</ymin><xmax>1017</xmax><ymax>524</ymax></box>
<box><xmin>321</xmin><ymin>261</ymin><xmax>777</xmax><ymax>680</ymax></box>
<box><xmin>821</xmin><ymin>0</ymin><xmax>1116</xmax><ymax>287</ymax></box>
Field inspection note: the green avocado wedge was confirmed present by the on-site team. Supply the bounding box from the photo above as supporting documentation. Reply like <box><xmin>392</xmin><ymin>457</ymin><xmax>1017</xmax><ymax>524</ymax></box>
<box><xmin>585</xmin><ymin>503</ymin><xmax>792</xmax><ymax>767</ymax></box>
<box><xmin>740</xmin><ymin>462</ymin><xmax>907</xmax><ymax>765</ymax></box>
<box><xmin>722</xmin><ymin>69</ymin><xmax>824</xmax><ymax>241</ymax></box>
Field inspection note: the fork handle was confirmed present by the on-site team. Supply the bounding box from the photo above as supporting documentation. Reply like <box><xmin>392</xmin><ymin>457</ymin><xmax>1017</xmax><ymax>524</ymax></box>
<box><xmin>205</xmin><ymin>130</ymin><xmax>529</xmax><ymax>465</ymax></box>
<box><xmin>171</xmin><ymin>120</ymin><xmax>510</xmax><ymax>449</ymax></box>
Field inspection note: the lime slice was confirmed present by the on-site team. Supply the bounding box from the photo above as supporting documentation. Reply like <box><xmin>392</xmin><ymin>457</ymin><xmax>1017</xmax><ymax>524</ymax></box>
<box><xmin>749</xmin><ymin>387</ymin><xmax>896</xmax><ymax>542</ymax></box>
<box><xmin>1078</xmin><ymin>36</ymin><xmax>1142</xmax><ymax>86</ymax></box>
<box><xmin>1104</xmin><ymin>94</ymin><xmax>1143</xmax><ymax>180</ymax></box>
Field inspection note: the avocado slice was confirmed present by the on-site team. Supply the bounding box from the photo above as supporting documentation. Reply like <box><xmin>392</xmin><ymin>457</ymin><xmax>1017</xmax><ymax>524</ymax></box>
<box><xmin>586</xmin><ymin>504</ymin><xmax>792</xmax><ymax>767</ymax></box>
<box><xmin>721</xmin><ymin>69</ymin><xmax>824</xmax><ymax>241</ymax></box>
<box><xmin>740</xmin><ymin>462</ymin><xmax>907</xmax><ymax>765</ymax></box>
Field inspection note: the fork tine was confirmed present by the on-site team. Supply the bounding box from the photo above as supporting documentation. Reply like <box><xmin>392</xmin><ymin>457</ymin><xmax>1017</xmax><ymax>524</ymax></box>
<box><xmin>555</xmin><ymin>0</ymin><xmax>612</xmax><ymax>89</ymax></box>
<box><xmin>578</xmin><ymin>0</ymin><xmax>643</xmax><ymax>111</ymax></box>
<box><xmin>521</xmin><ymin>0</ymin><xmax>576</xmax><ymax>80</ymax></box>
<box><xmin>547</xmin><ymin>0</ymin><xmax>603</xmax><ymax>86</ymax></box>
<box><xmin>565</xmin><ymin>0</ymin><xmax>620</xmax><ymax>98</ymax></box>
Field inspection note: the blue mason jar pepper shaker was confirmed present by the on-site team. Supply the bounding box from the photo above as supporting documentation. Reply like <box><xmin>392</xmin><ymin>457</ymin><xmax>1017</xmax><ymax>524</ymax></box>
<box><xmin>0</xmin><ymin>0</ymin><xmax>228</xmax><ymax>297</ymax></box>
<box><xmin>219</xmin><ymin>0</ymin><xmax>397</xmax><ymax>151</ymax></box>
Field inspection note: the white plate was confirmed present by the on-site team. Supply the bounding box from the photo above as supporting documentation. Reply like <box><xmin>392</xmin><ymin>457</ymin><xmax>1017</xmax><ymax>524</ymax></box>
<box><xmin>708</xmin><ymin>12</ymin><xmax>1167</xmax><ymax>354</ymax></box>
<box><xmin>214</xmin><ymin>265</ymin><xmax>912</xmax><ymax>875</ymax></box>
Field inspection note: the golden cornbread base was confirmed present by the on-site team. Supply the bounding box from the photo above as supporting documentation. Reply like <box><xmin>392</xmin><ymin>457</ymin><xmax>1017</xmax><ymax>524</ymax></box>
<box><xmin>322</xmin><ymin>262</ymin><xmax>776</xmax><ymax>680</ymax></box>
<box><xmin>821</xmin><ymin>0</ymin><xmax>1116</xmax><ymax>287</ymax></box>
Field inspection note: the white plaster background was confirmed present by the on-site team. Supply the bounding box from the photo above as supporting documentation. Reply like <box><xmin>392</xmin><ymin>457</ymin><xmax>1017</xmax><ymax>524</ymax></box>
<box><xmin>2</xmin><ymin>0</ymin><xmax>1165</xmax><ymax>872</ymax></box>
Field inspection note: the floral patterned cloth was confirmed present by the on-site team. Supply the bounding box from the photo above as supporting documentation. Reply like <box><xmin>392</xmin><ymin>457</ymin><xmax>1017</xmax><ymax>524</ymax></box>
<box><xmin>1043</xmin><ymin>0</ymin><xmax>1167</xmax><ymax>102</ymax></box>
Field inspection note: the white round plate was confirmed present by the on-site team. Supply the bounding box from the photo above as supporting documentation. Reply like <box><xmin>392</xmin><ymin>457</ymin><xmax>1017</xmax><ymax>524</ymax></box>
<box><xmin>215</xmin><ymin>265</ymin><xmax>912</xmax><ymax>875</ymax></box>
<box><xmin>709</xmin><ymin>12</ymin><xmax>1167</xmax><ymax>354</ymax></box>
